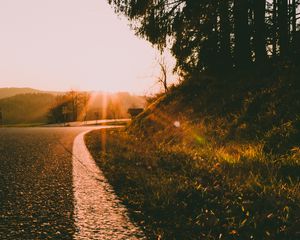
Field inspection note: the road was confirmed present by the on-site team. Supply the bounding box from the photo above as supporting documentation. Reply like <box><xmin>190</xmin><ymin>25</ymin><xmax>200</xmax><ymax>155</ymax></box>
<box><xmin>0</xmin><ymin>126</ymin><xmax>145</xmax><ymax>239</ymax></box>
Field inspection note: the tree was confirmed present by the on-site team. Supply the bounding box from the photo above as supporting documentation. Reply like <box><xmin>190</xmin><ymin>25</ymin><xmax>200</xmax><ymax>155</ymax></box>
<box><xmin>272</xmin><ymin>0</ymin><xmax>278</xmax><ymax>57</ymax></box>
<box><xmin>109</xmin><ymin>0</ymin><xmax>212</xmax><ymax>74</ymax></box>
<box><xmin>291</xmin><ymin>0</ymin><xmax>297</xmax><ymax>36</ymax></box>
<box><xmin>253</xmin><ymin>0</ymin><xmax>267</xmax><ymax>66</ymax></box>
<box><xmin>278</xmin><ymin>0</ymin><xmax>289</xmax><ymax>57</ymax></box>
<box><xmin>157</xmin><ymin>56</ymin><xmax>169</xmax><ymax>93</ymax></box>
<box><xmin>233</xmin><ymin>0</ymin><xmax>251</xmax><ymax>70</ymax></box>
<box><xmin>219</xmin><ymin>0</ymin><xmax>233</xmax><ymax>71</ymax></box>
<box><xmin>48</xmin><ymin>91</ymin><xmax>90</xmax><ymax>123</ymax></box>
<box><xmin>108</xmin><ymin>0</ymin><xmax>300</xmax><ymax>75</ymax></box>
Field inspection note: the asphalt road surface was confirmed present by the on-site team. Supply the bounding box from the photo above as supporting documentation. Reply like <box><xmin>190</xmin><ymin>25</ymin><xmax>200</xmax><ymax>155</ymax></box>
<box><xmin>0</xmin><ymin>126</ymin><xmax>145</xmax><ymax>240</ymax></box>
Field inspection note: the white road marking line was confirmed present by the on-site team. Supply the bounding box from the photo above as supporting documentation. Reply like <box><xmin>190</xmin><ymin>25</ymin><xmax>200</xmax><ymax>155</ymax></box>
<box><xmin>72</xmin><ymin>129</ymin><xmax>146</xmax><ymax>240</ymax></box>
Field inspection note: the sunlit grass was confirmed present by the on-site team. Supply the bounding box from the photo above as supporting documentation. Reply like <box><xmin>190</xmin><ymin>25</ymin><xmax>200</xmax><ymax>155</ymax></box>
<box><xmin>84</xmin><ymin>63</ymin><xmax>300</xmax><ymax>239</ymax></box>
<box><xmin>215</xmin><ymin>143</ymin><xmax>263</xmax><ymax>163</ymax></box>
<box><xmin>86</xmin><ymin>125</ymin><xmax>300</xmax><ymax>240</ymax></box>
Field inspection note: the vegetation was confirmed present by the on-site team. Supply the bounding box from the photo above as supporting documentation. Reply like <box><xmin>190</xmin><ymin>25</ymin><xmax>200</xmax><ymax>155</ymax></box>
<box><xmin>85</xmin><ymin>71</ymin><xmax>300</xmax><ymax>238</ymax></box>
<box><xmin>48</xmin><ymin>91</ymin><xmax>145</xmax><ymax>123</ymax></box>
<box><xmin>83</xmin><ymin>1</ymin><xmax>300</xmax><ymax>239</ymax></box>
<box><xmin>108</xmin><ymin>0</ymin><xmax>300</xmax><ymax>75</ymax></box>
<box><xmin>48</xmin><ymin>91</ymin><xmax>90</xmax><ymax>123</ymax></box>
<box><xmin>86</xmin><ymin>126</ymin><xmax>300</xmax><ymax>239</ymax></box>
<box><xmin>105</xmin><ymin>0</ymin><xmax>300</xmax><ymax>154</ymax></box>
<box><xmin>85</xmin><ymin>63</ymin><xmax>299</xmax><ymax>240</ymax></box>
<box><xmin>86</xmin><ymin>64</ymin><xmax>300</xmax><ymax>240</ymax></box>
<box><xmin>0</xmin><ymin>93</ymin><xmax>55</xmax><ymax>124</ymax></box>
<box><xmin>0</xmin><ymin>89</ymin><xmax>145</xmax><ymax>125</ymax></box>
<box><xmin>0</xmin><ymin>87</ymin><xmax>43</xmax><ymax>99</ymax></box>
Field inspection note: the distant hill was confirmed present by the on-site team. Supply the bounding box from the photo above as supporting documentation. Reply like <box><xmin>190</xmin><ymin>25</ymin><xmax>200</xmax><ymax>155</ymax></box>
<box><xmin>0</xmin><ymin>87</ymin><xmax>62</xmax><ymax>99</ymax></box>
<box><xmin>0</xmin><ymin>93</ymin><xmax>56</xmax><ymax>124</ymax></box>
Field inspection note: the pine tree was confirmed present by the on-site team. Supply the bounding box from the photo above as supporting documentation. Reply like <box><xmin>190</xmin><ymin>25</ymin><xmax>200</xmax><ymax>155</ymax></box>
<box><xmin>233</xmin><ymin>0</ymin><xmax>251</xmax><ymax>69</ymax></box>
<box><xmin>278</xmin><ymin>0</ymin><xmax>289</xmax><ymax>57</ymax></box>
<box><xmin>253</xmin><ymin>0</ymin><xmax>267</xmax><ymax>65</ymax></box>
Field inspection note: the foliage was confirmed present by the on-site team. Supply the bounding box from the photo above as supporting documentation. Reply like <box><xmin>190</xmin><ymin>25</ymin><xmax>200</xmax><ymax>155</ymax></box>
<box><xmin>0</xmin><ymin>93</ymin><xmax>55</xmax><ymax>124</ymax></box>
<box><xmin>131</xmin><ymin>65</ymin><xmax>300</xmax><ymax>154</ymax></box>
<box><xmin>86</xmin><ymin>129</ymin><xmax>300</xmax><ymax>239</ymax></box>
<box><xmin>108</xmin><ymin>0</ymin><xmax>300</xmax><ymax>75</ymax></box>
<box><xmin>48</xmin><ymin>91</ymin><xmax>89</xmax><ymax>123</ymax></box>
<box><xmin>47</xmin><ymin>91</ymin><xmax>146</xmax><ymax>123</ymax></box>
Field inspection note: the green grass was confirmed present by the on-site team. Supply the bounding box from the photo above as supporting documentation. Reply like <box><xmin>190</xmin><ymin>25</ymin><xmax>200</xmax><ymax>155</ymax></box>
<box><xmin>85</xmin><ymin>128</ymin><xmax>300</xmax><ymax>240</ymax></box>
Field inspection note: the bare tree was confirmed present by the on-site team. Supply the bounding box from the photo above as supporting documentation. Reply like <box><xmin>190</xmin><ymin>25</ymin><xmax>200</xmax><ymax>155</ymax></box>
<box><xmin>157</xmin><ymin>57</ymin><xmax>169</xmax><ymax>94</ymax></box>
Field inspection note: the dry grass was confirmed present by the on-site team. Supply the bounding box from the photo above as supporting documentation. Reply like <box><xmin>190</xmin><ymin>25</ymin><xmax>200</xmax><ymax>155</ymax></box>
<box><xmin>85</xmin><ymin>126</ymin><xmax>300</xmax><ymax>240</ymax></box>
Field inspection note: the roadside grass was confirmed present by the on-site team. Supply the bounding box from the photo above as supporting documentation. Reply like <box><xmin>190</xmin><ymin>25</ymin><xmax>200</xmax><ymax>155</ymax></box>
<box><xmin>85</xmin><ymin>128</ymin><xmax>300</xmax><ymax>240</ymax></box>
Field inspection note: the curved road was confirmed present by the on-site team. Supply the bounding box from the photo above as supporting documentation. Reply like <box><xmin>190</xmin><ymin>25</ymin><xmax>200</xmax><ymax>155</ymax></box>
<box><xmin>0</xmin><ymin>126</ymin><xmax>145</xmax><ymax>239</ymax></box>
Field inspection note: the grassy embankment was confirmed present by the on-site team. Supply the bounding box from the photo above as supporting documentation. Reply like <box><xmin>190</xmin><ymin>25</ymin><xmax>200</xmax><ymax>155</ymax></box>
<box><xmin>85</xmin><ymin>68</ymin><xmax>300</xmax><ymax>239</ymax></box>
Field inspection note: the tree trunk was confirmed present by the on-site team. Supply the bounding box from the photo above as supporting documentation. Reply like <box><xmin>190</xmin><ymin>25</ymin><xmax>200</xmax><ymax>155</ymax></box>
<box><xmin>234</xmin><ymin>0</ymin><xmax>251</xmax><ymax>70</ymax></box>
<box><xmin>272</xmin><ymin>0</ymin><xmax>278</xmax><ymax>57</ymax></box>
<box><xmin>278</xmin><ymin>0</ymin><xmax>289</xmax><ymax>57</ymax></box>
<box><xmin>291</xmin><ymin>0</ymin><xmax>297</xmax><ymax>37</ymax></box>
<box><xmin>219</xmin><ymin>0</ymin><xmax>232</xmax><ymax>70</ymax></box>
<box><xmin>253</xmin><ymin>0</ymin><xmax>267</xmax><ymax>65</ymax></box>
<box><xmin>203</xmin><ymin>2</ymin><xmax>219</xmax><ymax>72</ymax></box>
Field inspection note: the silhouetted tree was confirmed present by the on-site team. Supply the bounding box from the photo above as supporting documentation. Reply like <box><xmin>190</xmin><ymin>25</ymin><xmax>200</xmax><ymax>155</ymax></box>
<box><xmin>278</xmin><ymin>0</ymin><xmax>289</xmax><ymax>57</ymax></box>
<box><xmin>219</xmin><ymin>0</ymin><xmax>233</xmax><ymax>71</ymax></box>
<box><xmin>233</xmin><ymin>0</ymin><xmax>251</xmax><ymax>70</ymax></box>
<box><xmin>272</xmin><ymin>0</ymin><xmax>278</xmax><ymax>57</ymax></box>
<box><xmin>156</xmin><ymin>56</ymin><xmax>169</xmax><ymax>93</ymax></box>
<box><xmin>253</xmin><ymin>0</ymin><xmax>267</xmax><ymax>66</ymax></box>
<box><xmin>48</xmin><ymin>91</ymin><xmax>90</xmax><ymax>123</ymax></box>
<box><xmin>108</xmin><ymin>0</ymin><xmax>300</xmax><ymax>75</ymax></box>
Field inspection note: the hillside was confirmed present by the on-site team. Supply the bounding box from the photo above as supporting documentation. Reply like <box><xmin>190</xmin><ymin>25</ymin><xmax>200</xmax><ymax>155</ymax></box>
<box><xmin>0</xmin><ymin>87</ymin><xmax>64</xmax><ymax>100</ymax></box>
<box><xmin>0</xmin><ymin>88</ymin><xmax>42</xmax><ymax>99</ymax></box>
<box><xmin>0</xmin><ymin>93</ymin><xmax>56</xmax><ymax>124</ymax></box>
<box><xmin>85</xmin><ymin>66</ymin><xmax>300</xmax><ymax>239</ymax></box>
<box><xmin>132</xmin><ymin>67</ymin><xmax>300</xmax><ymax>155</ymax></box>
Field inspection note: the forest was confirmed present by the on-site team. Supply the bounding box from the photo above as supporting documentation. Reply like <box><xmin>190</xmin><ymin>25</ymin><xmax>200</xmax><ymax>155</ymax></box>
<box><xmin>109</xmin><ymin>0</ymin><xmax>299</xmax><ymax>74</ymax></box>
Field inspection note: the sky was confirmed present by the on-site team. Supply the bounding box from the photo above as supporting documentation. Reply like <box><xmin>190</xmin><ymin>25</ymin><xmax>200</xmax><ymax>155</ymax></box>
<box><xmin>0</xmin><ymin>0</ymin><xmax>176</xmax><ymax>94</ymax></box>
